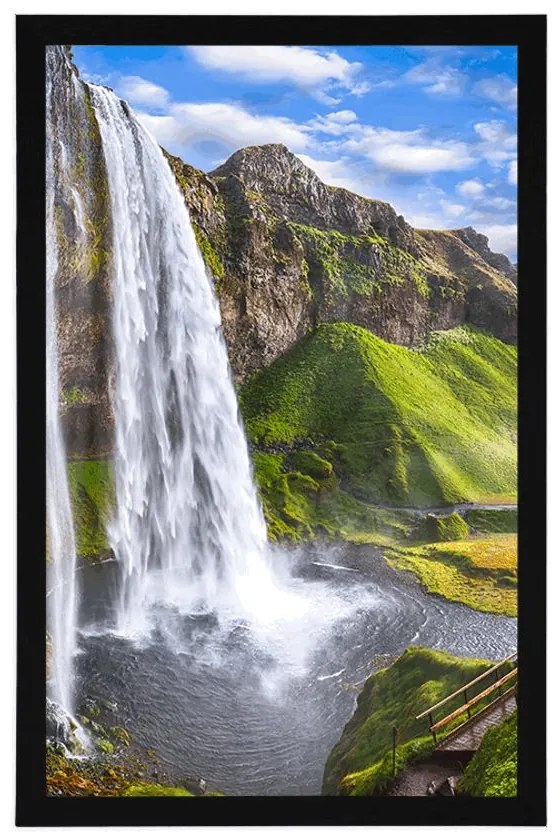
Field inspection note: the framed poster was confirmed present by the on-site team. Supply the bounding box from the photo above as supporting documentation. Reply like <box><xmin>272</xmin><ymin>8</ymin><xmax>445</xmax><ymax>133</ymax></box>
<box><xmin>16</xmin><ymin>14</ymin><xmax>546</xmax><ymax>826</ymax></box>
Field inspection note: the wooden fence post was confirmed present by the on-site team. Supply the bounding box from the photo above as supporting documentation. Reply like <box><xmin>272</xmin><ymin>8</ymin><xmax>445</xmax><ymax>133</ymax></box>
<box><xmin>392</xmin><ymin>727</ymin><xmax>398</xmax><ymax>777</ymax></box>
<box><xmin>428</xmin><ymin>712</ymin><xmax>437</xmax><ymax>746</ymax></box>
<box><xmin>495</xmin><ymin>666</ymin><xmax>503</xmax><ymax>697</ymax></box>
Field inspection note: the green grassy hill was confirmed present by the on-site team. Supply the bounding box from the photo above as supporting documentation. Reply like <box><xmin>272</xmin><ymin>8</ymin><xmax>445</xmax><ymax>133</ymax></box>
<box><xmin>66</xmin><ymin>323</ymin><xmax>517</xmax><ymax>557</ymax></box>
<box><xmin>322</xmin><ymin>646</ymin><xmax>492</xmax><ymax>795</ymax></box>
<box><xmin>240</xmin><ymin>323</ymin><xmax>517</xmax><ymax>540</ymax></box>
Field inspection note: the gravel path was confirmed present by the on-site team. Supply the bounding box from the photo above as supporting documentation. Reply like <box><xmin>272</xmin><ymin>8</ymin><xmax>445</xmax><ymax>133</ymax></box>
<box><xmin>386</xmin><ymin>755</ymin><xmax>466</xmax><ymax>797</ymax></box>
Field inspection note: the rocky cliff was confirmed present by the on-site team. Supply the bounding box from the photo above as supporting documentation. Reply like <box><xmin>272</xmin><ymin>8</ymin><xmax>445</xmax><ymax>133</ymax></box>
<box><xmin>49</xmin><ymin>47</ymin><xmax>114</xmax><ymax>459</ymax></box>
<box><xmin>168</xmin><ymin>143</ymin><xmax>517</xmax><ymax>381</ymax></box>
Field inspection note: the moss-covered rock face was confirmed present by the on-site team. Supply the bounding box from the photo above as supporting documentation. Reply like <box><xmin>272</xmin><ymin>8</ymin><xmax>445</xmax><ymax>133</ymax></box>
<box><xmin>48</xmin><ymin>47</ymin><xmax>114</xmax><ymax>459</ymax></box>
<box><xmin>464</xmin><ymin>507</ymin><xmax>518</xmax><ymax>533</ymax></box>
<box><xmin>46</xmin><ymin>742</ymin><xmax>220</xmax><ymax>797</ymax></box>
<box><xmin>411</xmin><ymin>512</ymin><xmax>470</xmax><ymax>543</ymax></box>
<box><xmin>322</xmin><ymin>646</ymin><xmax>492</xmax><ymax>795</ymax></box>
<box><xmin>167</xmin><ymin>148</ymin><xmax>315</xmax><ymax>382</ymax></box>
<box><xmin>67</xmin><ymin>459</ymin><xmax>114</xmax><ymax>559</ymax></box>
<box><xmin>122</xmin><ymin>783</ymin><xmax>193</xmax><ymax>797</ymax></box>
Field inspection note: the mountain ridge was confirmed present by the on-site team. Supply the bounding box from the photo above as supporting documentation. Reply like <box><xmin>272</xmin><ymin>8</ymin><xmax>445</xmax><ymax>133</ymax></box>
<box><xmin>167</xmin><ymin>142</ymin><xmax>517</xmax><ymax>381</ymax></box>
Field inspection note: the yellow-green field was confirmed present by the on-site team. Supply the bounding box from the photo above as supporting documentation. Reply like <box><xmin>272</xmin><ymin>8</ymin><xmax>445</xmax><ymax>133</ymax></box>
<box><xmin>387</xmin><ymin>534</ymin><xmax>517</xmax><ymax>617</ymax></box>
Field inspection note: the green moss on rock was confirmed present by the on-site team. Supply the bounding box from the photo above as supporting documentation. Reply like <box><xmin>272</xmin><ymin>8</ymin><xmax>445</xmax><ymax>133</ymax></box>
<box><xmin>63</xmin><ymin>386</ymin><xmax>89</xmax><ymax>407</ymax></box>
<box><xmin>123</xmin><ymin>783</ymin><xmax>194</xmax><ymax>797</ymax></box>
<box><xmin>97</xmin><ymin>739</ymin><xmax>115</xmax><ymax>754</ymax></box>
<box><xmin>460</xmin><ymin>710</ymin><xmax>517</xmax><ymax>796</ymax></box>
<box><xmin>464</xmin><ymin>507</ymin><xmax>518</xmax><ymax>533</ymax></box>
<box><xmin>251</xmin><ymin>449</ymin><xmax>424</xmax><ymax>544</ymax></box>
<box><xmin>287</xmin><ymin>222</ymin><xmax>430</xmax><ymax>301</ymax></box>
<box><xmin>192</xmin><ymin>221</ymin><xmax>225</xmax><ymax>280</ymax></box>
<box><xmin>67</xmin><ymin>459</ymin><xmax>115</xmax><ymax>559</ymax></box>
<box><xmin>412</xmin><ymin>512</ymin><xmax>469</xmax><ymax>543</ymax></box>
<box><xmin>288</xmin><ymin>451</ymin><xmax>333</xmax><ymax>482</ymax></box>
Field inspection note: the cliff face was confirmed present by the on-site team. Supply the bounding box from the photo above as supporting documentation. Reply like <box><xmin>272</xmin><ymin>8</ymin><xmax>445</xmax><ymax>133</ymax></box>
<box><xmin>169</xmin><ymin>144</ymin><xmax>517</xmax><ymax>380</ymax></box>
<box><xmin>48</xmin><ymin>47</ymin><xmax>114</xmax><ymax>459</ymax></box>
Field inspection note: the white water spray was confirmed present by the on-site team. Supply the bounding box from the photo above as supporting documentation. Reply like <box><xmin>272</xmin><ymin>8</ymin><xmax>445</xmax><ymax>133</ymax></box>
<box><xmin>45</xmin><ymin>49</ymin><xmax>81</xmax><ymax>715</ymax></box>
<box><xmin>90</xmin><ymin>86</ymin><xmax>301</xmax><ymax>633</ymax></box>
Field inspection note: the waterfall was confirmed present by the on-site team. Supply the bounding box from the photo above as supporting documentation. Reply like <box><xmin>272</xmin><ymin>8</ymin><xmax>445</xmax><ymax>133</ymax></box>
<box><xmin>45</xmin><ymin>48</ymin><xmax>81</xmax><ymax>715</ymax></box>
<box><xmin>89</xmin><ymin>86</ymin><xmax>288</xmax><ymax>633</ymax></box>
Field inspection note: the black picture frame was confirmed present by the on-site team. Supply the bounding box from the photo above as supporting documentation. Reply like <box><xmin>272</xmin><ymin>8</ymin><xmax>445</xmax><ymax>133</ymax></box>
<box><xmin>16</xmin><ymin>14</ymin><xmax>546</xmax><ymax>827</ymax></box>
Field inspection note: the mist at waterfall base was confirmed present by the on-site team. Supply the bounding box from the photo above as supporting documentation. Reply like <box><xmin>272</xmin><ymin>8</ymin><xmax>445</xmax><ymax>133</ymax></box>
<box><xmin>48</xmin><ymin>50</ymin><xmax>516</xmax><ymax>795</ymax></box>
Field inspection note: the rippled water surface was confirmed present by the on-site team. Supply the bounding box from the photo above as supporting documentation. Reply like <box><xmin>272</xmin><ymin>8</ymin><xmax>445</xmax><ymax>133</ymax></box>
<box><xmin>76</xmin><ymin>544</ymin><xmax>516</xmax><ymax>796</ymax></box>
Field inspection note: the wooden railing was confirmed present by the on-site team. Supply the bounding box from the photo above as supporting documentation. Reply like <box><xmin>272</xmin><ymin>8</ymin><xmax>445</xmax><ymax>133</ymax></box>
<box><xmin>415</xmin><ymin>651</ymin><xmax>518</xmax><ymax>747</ymax></box>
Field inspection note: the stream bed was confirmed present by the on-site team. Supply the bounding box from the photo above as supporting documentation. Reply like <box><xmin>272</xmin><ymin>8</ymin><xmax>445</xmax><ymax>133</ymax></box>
<box><xmin>75</xmin><ymin>543</ymin><xmax>516</xmax><ymax>796</ymax></box>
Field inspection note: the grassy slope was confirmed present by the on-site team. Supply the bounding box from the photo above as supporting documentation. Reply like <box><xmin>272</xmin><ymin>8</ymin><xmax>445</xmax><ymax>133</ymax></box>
<box><xmin>65</xmin><ymin>325</ymin><xmax>517</xmax><ymax>558</ymax></box>
<box><xmin>460</xmin><ymin>710</ymin><xmax>517</xmax><ymax>797</ymax></box>
<box><xmin>388</xmin><ymin>533</ymin><xmax>517</xmax><ymax>616</ymax></box>
<box><xmin>464</xmin><ymin>508</ymin><xmax>517</xmax><ymax>533</ymax></box>
<box><xmin>240</xmin><ymin>323</ymin><xmax>517</xmax><ymax>541</ymax></box>
<box><xmin>322</xmin><ymin>646</ymin><xmax>492</xmax><ymax>795</ymax></box>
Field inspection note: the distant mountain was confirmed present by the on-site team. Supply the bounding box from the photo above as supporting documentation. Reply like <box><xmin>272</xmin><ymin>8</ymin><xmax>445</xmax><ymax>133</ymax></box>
<box><xmin>167</xmin><ymin>143</ymin><xmax>517</xmax><ymax>381</ymax></box>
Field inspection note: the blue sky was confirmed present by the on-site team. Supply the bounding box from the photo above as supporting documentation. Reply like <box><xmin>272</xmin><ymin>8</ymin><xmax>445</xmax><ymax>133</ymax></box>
<box><xmin>73</xmin><ymin>44</ymin><xmax>517</xmax><ymax>260</ymax></box>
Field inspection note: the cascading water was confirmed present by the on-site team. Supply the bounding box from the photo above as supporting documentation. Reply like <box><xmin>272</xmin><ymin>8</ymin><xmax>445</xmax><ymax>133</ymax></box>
<box><xmin>89</xmin><ymin>86</ymin><xmax>299</xmax><ymax>633</ymax></box>
<box><xmin>45</xmin><ymin>48</ymin><xmax>82</xmax><ymax>716</ymax></box>
<box><xmin>47</xmin><ymin>50</ymin><xmax>518</xmax><ymax>792</ymax></box>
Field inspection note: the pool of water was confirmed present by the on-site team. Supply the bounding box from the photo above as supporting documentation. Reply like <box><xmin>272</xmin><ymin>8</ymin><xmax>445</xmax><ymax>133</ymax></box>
<box><xmin>75</xmin><ymin>543</ymin><xmax>516</xmax><ymax>796</ymax></box>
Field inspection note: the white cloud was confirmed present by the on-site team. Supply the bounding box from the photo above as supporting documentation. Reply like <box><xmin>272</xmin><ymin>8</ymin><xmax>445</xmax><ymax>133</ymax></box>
<box><xmin>119</xmin><ymin>75</ymin><xmax>170</xmax><ymax>108</ymax></box>
<box><xmin>309</xmin><ymin>110</ymin><xmax>359</xmax><ymax>136</ymax></box>
<box><xmin>133</xmin><ymin>87</ymin><xmax>476</xmax><ymax>178</ymax></box>
<box><xmin>137</xmin><ymin>101</ymin><xmax>310</xmax><ymax>155</ymax></box>
<box><xmin>508</xmin><ymin>159</ymin><xmax>518</xmax><ymax>186</ymax></box>
<box><xmin>323</xmin><ymin>110</ymin><xmax>357</xmax><ymax>125</ymax></box>
<box><xmin>404</xmin><ymin>60</ymin><xmax>467</xmax><ymax>96</ymax></box>
<box><xmin>456</xmin><ymin>178</ymin><xmax>486</xmax><ymax>198</ymax></box>
<box><xmin>374</xmin><ymin>144</ymin><xmax>472</xmax><ymax>174</ymax></box>
<box><xmin>473</xmin><ymin>74</ymin><xmax>517</xmax><ymax>109</ymax></box>
<box><xmin>474</xmin><ymin>120</ymin><xmax>517</xmax><ymax>167</ymax></box>
<box><xmin>405</xmin><ymin>210</ymin><xmax>449</xmax><ymax>230</ymax></box>
<box><xmin>441</xmin><ymin>200</ymin><xmax>467</xmax><ymax>218</ymax></box>
<box><xmin>339</xmin><ymin>126</ymin><xmax>475</xmax><ymax>174</ymax></box>
<box><xmin>483</xmin><ymin>196</ymin><xmax>516</xmax><ymax>211</ymax></box>
<box><xmin>474</xmin><ymin>120</ymin><xmax>515</xmax><ymax>146</ymax></box>
<box><xmin>186</xmin><ymin>45</ymin><xmax>368</xmax><ymax>102</ymax></box>
<box><xmin>483</xmin><ymin>223</ymin><xmax>517</xmax><ymax>256</ymax></box>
